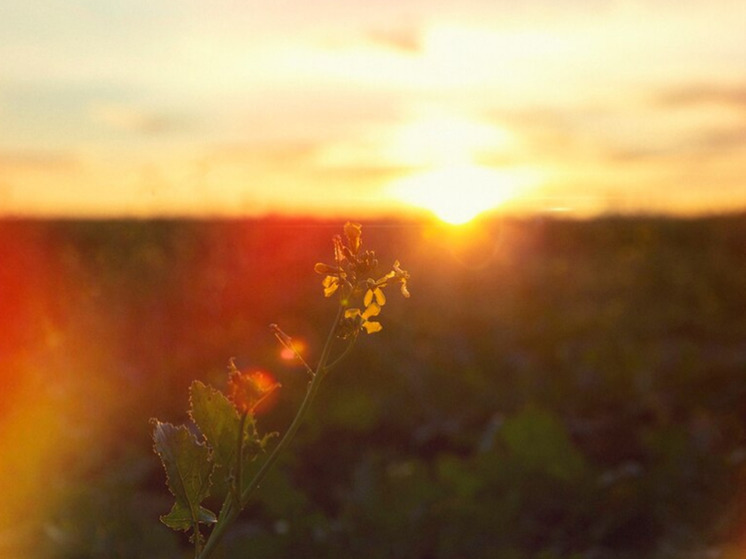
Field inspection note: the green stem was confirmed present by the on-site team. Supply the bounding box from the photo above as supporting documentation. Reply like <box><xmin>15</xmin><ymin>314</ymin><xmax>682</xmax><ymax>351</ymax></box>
<box><xmin>193</xmin><ymin>521</ymin><xmax>202</xmax><ymax>558</ymax></box>
<box><xmin>234</xmin><ymin>412</ymin><xmax>249</xmax><ymax>504</ymax></box>
<box><xmin>197</xmin><ymin>305</ymin><xmax>344</xmax><ymax>559</ymax></box>
<box><xmin>323</xmin><ymin>336</ymin><xmax>357</xmax><ymax>378</ymax></box>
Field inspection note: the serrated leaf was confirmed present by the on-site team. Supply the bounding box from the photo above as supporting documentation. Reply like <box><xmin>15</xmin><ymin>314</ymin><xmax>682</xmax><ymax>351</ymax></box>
<box><xmin>189</xmin><ymin>381</ymin><xmax>242</xmax><ymax>470</ymax></box>
<box><xmin>151</xmin><ymin>420</ymin><xmax>214</xmax><ymax>531</ymax></box>
<box><xmin>189</xmin><ymin>380</ymin><xmax>275</xmax><ymax>502</ymax></box>
<box><xmin>161</xmin><ymin>502</ymin><xmax>217</xmax><ymax>531</ymax></box>
<box><xmin>240</xmin><ymin>430</ymin><xmax>280</xmax><ymax>494</ymax></box>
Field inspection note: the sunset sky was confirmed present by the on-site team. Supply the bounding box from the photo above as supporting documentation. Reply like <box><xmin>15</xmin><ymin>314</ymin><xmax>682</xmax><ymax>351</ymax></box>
<box><xmin>2</xmin><ymin>0</ymin><xmax>745</xmax><ymax>219</ymax></box>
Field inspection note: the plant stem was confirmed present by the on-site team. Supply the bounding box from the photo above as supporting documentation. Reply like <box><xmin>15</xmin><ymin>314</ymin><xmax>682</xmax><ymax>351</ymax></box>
<box><xmin>196</xmin><ymin>305</ymin><xmax>344</xmax><ymax>559</ymax></box>
<box><xmin>234</xmin><ymin>411</ymin><xmax>249</xmax><ymax>504</ymax></box>
<box><xmin>323</xmin><ymin>339</ymin><xmax>357</xmax><ymax>378</ymax></box>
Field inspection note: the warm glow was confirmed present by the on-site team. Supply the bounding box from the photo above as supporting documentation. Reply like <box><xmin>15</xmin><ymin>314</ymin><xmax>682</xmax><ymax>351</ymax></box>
<box><xmin>2</xmin><ymin>4</ymin><xmax>746</xmax><ymax>217</ymax></box>
<box><xmin>389</xmin><ymin>164</ymin><xmax>535</xmax><ymax>224</ymax></box>
<box><xmin>382</xmin><ymin>112</ymin><xmax>533</xmax><ymax>224</ymax></box>
<box><xmin>280</xmin><ymin>337</ymin><xmax>307</xmax><ymax>361</ymax></box>
<box><xmin>382</xmin><ymin>114</ymin><xmax>512</xmax><ymax>167</ymax></box>
<box><xmin>230</xmin><ymin>369</ymin><xmax>281</xmax><ymax>415</ymax></box>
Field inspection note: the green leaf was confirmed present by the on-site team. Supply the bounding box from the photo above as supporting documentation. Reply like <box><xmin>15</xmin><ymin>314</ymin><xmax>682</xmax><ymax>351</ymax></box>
<box><xmin>189</xmin><ymin>381</ymin><xmax>272</xmax><ymax>493</ymax></box>
<box><xmin>151</xmin><ymin>420</ymin><xmax>215</xmax><ymax>531</ymax></box>
<box><xmin>189</xmin><ymin>381</ymin><xmax>243</xmax><ymax>470</ymax></box>
<box><xmin>161</xmin><ymin>502</ymin><xmax>218</xmax><ymax>531</ymax></box>
<box><xmin>240</xmin><ymin>430</ymin><xmax>279</xmax><ymax>494</ymax></box>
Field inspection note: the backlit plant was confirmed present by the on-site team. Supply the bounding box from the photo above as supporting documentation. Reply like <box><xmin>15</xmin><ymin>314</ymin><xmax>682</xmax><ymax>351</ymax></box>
<box><xmin>151</xmin><ymin>222</ymin><xmax>410</xmax><ymax>558</ymax></box>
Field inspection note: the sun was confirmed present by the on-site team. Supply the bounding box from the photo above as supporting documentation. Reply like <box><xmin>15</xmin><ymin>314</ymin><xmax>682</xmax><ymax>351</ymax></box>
<box><xmin>389</xmin><ymin>164</ymin><xmax>528</xmax><ymax>224</ymax></box>
<box><xmin>379</xmin><ymin>111</ymin><xmax>539</xmax><ymax>224</ymax></box>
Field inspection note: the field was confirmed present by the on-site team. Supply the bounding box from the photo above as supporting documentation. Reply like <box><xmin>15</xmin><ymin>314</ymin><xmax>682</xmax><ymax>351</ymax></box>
<box><xmin>1</xmin><ymin>214</ymin><xmax>746</xmax><ymax>558</ymax></box>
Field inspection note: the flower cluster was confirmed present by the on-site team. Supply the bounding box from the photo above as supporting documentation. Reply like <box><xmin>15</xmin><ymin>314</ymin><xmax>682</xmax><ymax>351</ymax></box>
<box><xmin>315</xmin><ymin>222</ymin><xmax>410</xmax><ymax>338</ymax></box>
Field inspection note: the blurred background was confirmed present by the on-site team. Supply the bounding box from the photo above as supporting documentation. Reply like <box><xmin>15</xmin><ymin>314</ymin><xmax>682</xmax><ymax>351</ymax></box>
<box><xmin>2</xmin><ymin>216</ymin><xmax>746</xmax><ymax>558</ymax></box>
<box><xmin>2</xmin><ymin>0</ymin><xmax>746</xmax><ymax>557</ymax></box>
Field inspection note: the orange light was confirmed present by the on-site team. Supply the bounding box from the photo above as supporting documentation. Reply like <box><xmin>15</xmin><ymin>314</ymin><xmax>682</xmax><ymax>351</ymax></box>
<box><xmin>249</xmin><ymin>370</ymin><xmax>281</xmax><ymax>415</ymax></box>
<box><xmin>279</xmin><ymin>337</ymin><xmax>307</xmax><ymax>361</ymax></box>
<box><xmin>228</xmin><ymin>368</ymin><xmax>281</xmax><ymax>415</ymax></box>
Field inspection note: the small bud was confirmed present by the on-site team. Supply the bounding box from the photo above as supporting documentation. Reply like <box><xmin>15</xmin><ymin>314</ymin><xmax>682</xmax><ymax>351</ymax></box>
<box><xmin>344</xmin><ymin>222</ymin><xmax>363</xmax><ymax>255</ymax></box>
<box><xmin>269</xmin><ymin>323</ymin><xmax>293</xmax><ymax>349</ymax></box>
<box><xmin>314</xmin><ymin>262</ymin><xmax>341</xmax><ymax>274</ymax></box>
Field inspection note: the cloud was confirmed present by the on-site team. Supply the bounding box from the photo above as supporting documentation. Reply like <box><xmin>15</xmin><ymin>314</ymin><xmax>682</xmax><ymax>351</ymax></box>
<box><xmin>655</xmin><ymin>84</ymin><xmax>746</xmax><ymax>110</ymax></box>
<box><xmin>89</xmin><ymin>103</ymin><xmax>185</xmax><ymax>135</ymax></box>
<box><xmin>693</xmin><ymin>126</ymin><xmax>746</xmax><ymax>151</ymax></box>
<box><xmin>598</xmin><ymin>126</ymin><xmax>746</xmax><ymax>167</ymax></box>
<box><xmin>488</xmin><ymin>97</ymin><xmax>746</xmax><ymax>171</ymax></box>
<box><xmin>364</xmin><ymin>24</ymin><xmax>423</xmax><ymax>54</ymax></box>
<box><xmin>207</xmin><ymin>141</ymin><xmax>319</xmax><ymax>168</ymax></box>
<box><xmin>319</xmin><ymin>21</ymin><xmax>424</xmax><ymax>56</ymax></box>
<box><xmin>0</xmin><ymin>150</ymin><xmax>78</xmax><ymax>172</ymax></box>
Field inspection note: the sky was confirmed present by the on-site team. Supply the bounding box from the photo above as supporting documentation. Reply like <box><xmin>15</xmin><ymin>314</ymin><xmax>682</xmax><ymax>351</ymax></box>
<box><xmin>1</xmin><ymin>0</ymin><xmax>746</xmax><ymax>219</ymax></box>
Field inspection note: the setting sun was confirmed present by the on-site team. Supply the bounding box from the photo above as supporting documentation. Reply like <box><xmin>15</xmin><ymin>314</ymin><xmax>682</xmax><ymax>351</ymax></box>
<box><xmin>389</xmin><ymin>164</ymin><xmax>536</xmax><ymax>224</ymax></box>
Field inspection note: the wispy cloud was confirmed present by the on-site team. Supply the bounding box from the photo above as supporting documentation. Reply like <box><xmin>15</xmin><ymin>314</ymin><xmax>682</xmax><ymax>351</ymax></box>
<box><xmin>693</xmin><ymin>126</ymin><xmax>746</xmax><ymax>152</ymax></box>
<box><xmin>364</xmin><ymin>24</ymin><xmax>423</xmax><ymax>54</ymax></box>
<box><xmin>656</xmin><ymin>84</ymin><xmax>746</xmax><ymax>110</ymax></box>
<box><xmin>88</xmin><ymin>103</ymin><xmax>186</xmax><ymax>135</ymax></box>
<box><xmin>0</xmin><ymin>150</ymin><xmax>78</xmax><ymax>172</ymax></box>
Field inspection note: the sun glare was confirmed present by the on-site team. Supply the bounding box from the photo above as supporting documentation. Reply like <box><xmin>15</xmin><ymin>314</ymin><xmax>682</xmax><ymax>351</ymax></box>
<box><xmin>389</xmin><ymin>164</ymin><xmax>533</xmax><ymax>224</ymax></box>
<box><xmin>380</xmin><ymin>112</ymin><xmax>539</xmax><ymax>224</ymax></box>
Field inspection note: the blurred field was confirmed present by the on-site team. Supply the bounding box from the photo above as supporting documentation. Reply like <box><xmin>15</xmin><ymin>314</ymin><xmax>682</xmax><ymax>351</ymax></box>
<box><xmin>1</xmin><ymin>215</ymin><xmax>746</xmax><ymax>559</ymax></box>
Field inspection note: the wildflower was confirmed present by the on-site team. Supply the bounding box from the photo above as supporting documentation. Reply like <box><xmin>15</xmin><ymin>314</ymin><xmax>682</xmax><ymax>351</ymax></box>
<box><xmin>315</xmin><ymin>222</ymin><xmax>411</xmax><ymax>337</ymax></box>
<box><xmin>367</xmin><ymin>260</ymin><xmax>410</xmax><ymax>300</ymax></box>
<box><xmin>363</xmin><ymin>284</ymin><xmax>386</xmax><ymax>307</ymax></box>
<box><xmin>339</xmin><ymin>303</ymin><xmax>382</xmax><ymax>338</ymax></box>
<box><xmin>322</xmin><ymin>275</ymin><xmax>341</xmax><ymax>297</ymax></box>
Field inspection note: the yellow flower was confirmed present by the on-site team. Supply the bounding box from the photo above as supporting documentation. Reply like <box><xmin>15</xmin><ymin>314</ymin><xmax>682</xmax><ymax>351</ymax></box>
<box><xmin>316</xmin><ymin>223</ymin><xmax>410</xmax><ymax>335</ymax></box>
<box><xmin>370</xmin><ymin>260</ymin><xmax>410</xmax><ymax>299</ymax></box>
<box><xmin>344</xmin><ymin>303</ymin><xmax>383</xmax><ymax>334</ymax></box>
<box><xmin>364</xmin><ymin>285</ymin><xmax>386</xmax><ymax>307</ymax></box>
<box><xmin>322</xmin><ymin>275</ymin><xmax>340</xmax><ymax>297</ymax></box>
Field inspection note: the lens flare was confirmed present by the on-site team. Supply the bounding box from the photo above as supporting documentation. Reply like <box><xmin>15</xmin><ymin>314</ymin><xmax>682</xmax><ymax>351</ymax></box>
<box><xmin>279</xmin><ymin>337</ymin><xmax>307</xmax><ymax>361</ymax></box>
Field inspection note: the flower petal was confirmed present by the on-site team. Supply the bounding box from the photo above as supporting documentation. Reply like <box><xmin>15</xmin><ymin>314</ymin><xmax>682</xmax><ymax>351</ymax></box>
<box><xmin>363</xmin><ymin>288</ymin><xmax>374</xmax><ymax>308</ymax></box>
<box><xmin>400</xmin><ymin>282</ymin><xmax>410</xmax><ymax>298</ymax></box>
<box><xmin>362</xmin><ymin>302</ymin><xmax>381</xmax><ymax>320</ymax></box>
<box><xmin>323</xmin><ymin>276</ymin><xmax>339</xmax><ymax>297</ymax></box>
<box><xmin>362</xmin><ymin>320</ymin><xmax>382</xmax><ymax>334</ymax></box>
<box><xmin>344</xmin><ymin>308</ymin><xmax>362</xmax><ymax>319</ymax></box>
<box><xmin>374</xmin><ymin>287</ymin><xmax>386</xmax><ymax>306</ymax></box>
<box><xmin>315</xmin><ymin>262</ymin><xmax>341</xmax><ymax>275</ymax></box>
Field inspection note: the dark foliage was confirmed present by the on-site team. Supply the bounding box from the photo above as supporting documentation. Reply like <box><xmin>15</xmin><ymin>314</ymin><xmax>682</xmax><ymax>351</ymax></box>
<box><xmin>1</xmin><ymin>214</ymin><xmax>745</xmax><ymax>558</ymax></box>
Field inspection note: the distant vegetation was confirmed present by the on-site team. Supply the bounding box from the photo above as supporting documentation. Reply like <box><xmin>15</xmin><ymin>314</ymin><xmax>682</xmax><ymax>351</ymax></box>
<box><xmin>1</xmin><ymin>214</ymin><xmax>746</xmax><ymax>558</ymax></box>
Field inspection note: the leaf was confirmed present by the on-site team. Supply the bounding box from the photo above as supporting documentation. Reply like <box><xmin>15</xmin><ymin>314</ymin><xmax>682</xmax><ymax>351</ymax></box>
<box><xmin>240</xmin><ymin>430</ymin><xmax>280</xmax><ymax>494</ymax></box>
<box><xmin>189</xmin><ymin>381</ymin><xmax>273</xmax><ymax>498</ymax></box>
<box><xmin>227</xmin><ymin>370</ymin><xmax>281</xmax><ymax>415</ymax></box>
<box><xmin>189</xmin><ymin>381</ymin><xmax>242</xmax><ymax>470</ymax></box>
<box><xmin>151</xmin><ymin>420</ymin><xmax>215</xmax><ymax>531</ymax></box>
<box><xmin>161</xmin><ymin>502</ymin><xmax>218</xmax><ymax>531</ymax></box>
